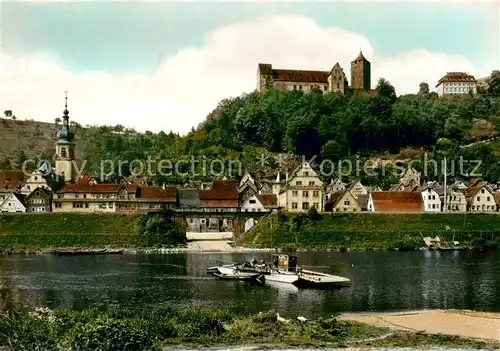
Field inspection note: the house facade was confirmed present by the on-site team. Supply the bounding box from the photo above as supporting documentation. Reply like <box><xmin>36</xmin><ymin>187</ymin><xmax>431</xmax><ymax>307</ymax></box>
<box><xmin>436</xmin><ymin>72</ymin><xmax>477</xmax><ymax>97</ymax></box>
<box><xmin>421</xmin><ymin>187</ymin><xmax>442</xmax><ymax>212</ymax></box>
<box><xmin>0</xmin><ymin>193</ymin><xmax>27</xmax><ymax>213</ymax></box>
<box><xmin>241</xmin><ymin>194</ymin><xmax>279</xmax><ymax>212</ymax></box>
<box><xmin>443</xmin><ymin>188</ymin><xmax>467</xmax><ymax>212</ymax></box>
<box><xmin>465</xmin><ymin>186</ymin><xmax>497</xmax><ymax>213</ymax></box>
<box><xmin>276</xmin><ymin>162</ymin><xmax>324</xmax><ymax>212</ymax></box>
<box><xmin>26</xmin><ymin>187</ymin><xmax>52</xmax><ymax>213</ymax></box>
<box><xmin>325</xmin><ymin>189</ymin><xmax>366</xmax><ymax>212</ymax></box>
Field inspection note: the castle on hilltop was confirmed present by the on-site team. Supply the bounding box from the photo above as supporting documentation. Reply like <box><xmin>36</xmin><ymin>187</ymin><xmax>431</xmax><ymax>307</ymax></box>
<box><xmin>257</xmin><ymin>51</ymin><xmax>375</xmax><ymax>96</ymax></box>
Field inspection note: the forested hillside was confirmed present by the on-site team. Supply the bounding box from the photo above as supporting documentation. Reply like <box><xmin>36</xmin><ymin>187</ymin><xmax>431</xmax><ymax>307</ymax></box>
<box><xmin>1</xmin><ymin>71</ymin><xmax>500</xmax><ymax>187</ymax></box>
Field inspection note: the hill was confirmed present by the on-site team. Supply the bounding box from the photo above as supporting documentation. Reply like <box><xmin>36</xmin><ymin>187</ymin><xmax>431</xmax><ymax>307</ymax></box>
<box><xmin>1</xmin><ymin>73</ymin><xmax>500</xmax><ymax>186</ymax></box>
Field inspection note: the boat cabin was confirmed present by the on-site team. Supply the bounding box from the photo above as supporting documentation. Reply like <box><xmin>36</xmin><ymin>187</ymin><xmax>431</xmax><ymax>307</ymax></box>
<box><xmin>272</xmin><ymin>254</ymin><xmax>298</xmax><ymax>272</ymax></box>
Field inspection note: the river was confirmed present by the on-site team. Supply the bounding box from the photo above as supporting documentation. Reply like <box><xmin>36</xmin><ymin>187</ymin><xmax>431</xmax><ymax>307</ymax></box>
<box><xmin>1</xmin><ymin>250</ymin><xmax>499</xmax><ymax>318</ymax></box>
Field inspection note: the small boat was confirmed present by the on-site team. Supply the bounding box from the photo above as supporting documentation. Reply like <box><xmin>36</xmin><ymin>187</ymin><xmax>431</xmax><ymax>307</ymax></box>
<box><xmin>53</xmin><ymin>248</ymin><xmax>107</xmax><ymax>255</ymax></box>
<box><xmin>212</xmin><ymin>271</ymin><xmax>263</xmax><ymax>281</ymax></box>
<box><xmin>207</xmin><ymin>263</ymin><xmax>236</xmax><ymax>273</ymax></box>
<box><xmin>423</xmin><ymin>236</ymin><xmax>469</xmax><ymax>251</ymax></box>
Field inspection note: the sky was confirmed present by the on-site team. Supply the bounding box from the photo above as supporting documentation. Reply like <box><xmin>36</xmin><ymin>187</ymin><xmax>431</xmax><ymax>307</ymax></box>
<box><xmin>0</xmin><ymin>1</ymin><xmax>499</xmax><ymax>135</ymax></box>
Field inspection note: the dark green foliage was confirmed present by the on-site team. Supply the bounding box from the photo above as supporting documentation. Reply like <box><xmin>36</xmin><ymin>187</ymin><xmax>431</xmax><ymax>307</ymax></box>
<box><xmin>0</xmin><ymin>213</ymin><xmax>186</xmax><ymax>252</ymax></box>
<box><xmin>245</xmin><ymin>213</ymin><xmax>500</xmax><ymax>250</ymax></box>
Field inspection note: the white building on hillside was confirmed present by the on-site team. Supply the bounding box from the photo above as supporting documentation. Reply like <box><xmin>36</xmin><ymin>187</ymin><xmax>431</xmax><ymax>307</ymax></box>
<box><xmin>421</xmin><ymin>187</ymin><xmax>442</xmax><ymax>212</ymax></box>
<box><xmin>436</xmin><ymin>72</ymin><xmax>477</xmax><ymax>97</ymax></box>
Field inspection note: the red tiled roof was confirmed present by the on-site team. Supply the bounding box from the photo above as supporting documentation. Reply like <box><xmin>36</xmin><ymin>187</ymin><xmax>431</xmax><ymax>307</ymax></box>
<box><xmin>138</xmin><ymin>186</ymin><xmax>177</xmax><ymax>202</ymax></box>
<box><xmin>78</xmin><ymin>175</ymin><xmax>94</xmax><ymax>185</ymax></box>
<box><xmin>200</xmin><ymin>180</ymin><xmax>238</xmax><ymax>200</ymax></box>
<box><xmin>0</xmin><ymin>171</ymin><xmax>26</xmax><ymax>191</ymax></box>
<box><xmin>273</xmin><ymin>69</ymin><xmax>329</xmax><ymax>83</ymax></box>
<box><xmin>200</xmin><ymin>199</ymin><xmax>239</xmax><ymax>208</ymax></box>
<box><xmin>371</xmin><ymin>191</ymin><xmax>423</xmax><ymax>213</ymax></box>
<box><xmin>255</xmin><ymin>194</ymin><xmax>278</xmax><ymax>208</ymax></box>
<box><xmin>436</xmin><ymin>72</ymin><xmax>476</xmax><ymax>87</ymax></box>
<box><xmin>57</xmin><ymin>183</ymin><xmax>138</xmax><ymax>193</ymax></box>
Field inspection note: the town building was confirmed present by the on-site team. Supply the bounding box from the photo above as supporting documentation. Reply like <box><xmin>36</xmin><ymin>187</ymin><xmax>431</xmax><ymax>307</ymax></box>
<box><xmin>442</xmin><ymin>187</ymin><xmax>467</xmax><ymax>212</ymax></box>
<box><xmin>420</xmin><ymin>186</ymin><xmax>442</xmax><ymax>212</ymax></box>
<box><xmin>26</xmin><ymin>187</ymin><xmax>52</xmax><ymax>213</ymax></box>
<box><xmin>346</xmin><ymin>180</ymin><xmax>368</xmax><ymax>199</ymax></box>
<box><xmin>464</xmin><ymin>185</ymin><xmax>497</xmax><ymax>213</ymax></box>
<box><xmin>0</xmin><ymin>193</ymin><xmax>27</xmax><ymax>213</ymax></box>
<box><xmin>238</xmin><ymin>172</ymin><xmax>258</xmax><ymax>204</ymax></box>
<box><xmin>435</xmin><ymin>72</ymin><xmax>477</xmax><ymax>97</ymax></box>
<box><xmin>368</xmin><ymin>192</ymin><xmax>423</xmax><ymax>213</ymax></box>
<box><xmin>241</xmin><ymin>194</ymin><xmax>279</xmax><ymax>212</ymax></box>
<box><xmin>0</xmin><ymin>171</ymin><xmax>26</xmax><ymax>202</ymax></box>
<box><xmin>54</xmin><ymin>95</ymin><xmax>78</xmax><ymax>183</ymax></box>
<box><xmin>257</xmin><ymin>51</ymin><xmax>374</xmax><ymax>96</ymax></box>
<box><xmin>21</xmin><ymin>168</ymin><xmax>51</xmax><ymax>195</ymax></box>
<box><xmin>325</xmin><ymin>189</ymin><xmax>368</xmax><ymax>212</ymax></box>
<box><xmin>274</xmin><ymin>162</ymin><xmax>325</xmax><ymax>212</ymax></box>
<box><xmin>325</xmin><ymin>178</ymin><xmax>346</xmax><ymax>200</ymax></box>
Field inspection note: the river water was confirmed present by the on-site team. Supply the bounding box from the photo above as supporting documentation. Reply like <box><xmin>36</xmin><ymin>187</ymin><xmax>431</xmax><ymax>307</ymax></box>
<box><xmin>1</xmin><ymin>250</ymin><xmax>499</xmax><ymax>318</ymax></box>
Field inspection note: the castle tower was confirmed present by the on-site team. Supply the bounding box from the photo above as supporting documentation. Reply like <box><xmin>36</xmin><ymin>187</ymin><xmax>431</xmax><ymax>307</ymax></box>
<box><xmin>351</xmin><ymin>50</ymin><xmax>371</xmax><ymax>91</ymax></box>
<box><xmin>328</xmin><ymin>62</ymin><xmax>348</xmax><ymax>93</ymax></box>
<box><xmin>256</xmin><ymin>63</ymin><xmax>273</xmax><ymax>92</ymax></box>
<box><xmin>55</xmin><ymin>92</ymin><xmax>77</xmax><ymax>182</ymax></box>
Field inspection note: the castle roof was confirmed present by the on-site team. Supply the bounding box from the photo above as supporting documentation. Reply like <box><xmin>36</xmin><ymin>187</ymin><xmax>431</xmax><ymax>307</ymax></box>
<box><xmin>352</xmin><ymin>50</ymin><xmax>369</xmax><ymax>62</ymax></box>
<box><xmin>272</xmin><ymin>69</ymin><xmax>329</xmax><ymax>83</ymax></box>
<box><xmin>436</xmin><ymin>72</ymin><xmax>477</xmax><ymax>87</ymax></box>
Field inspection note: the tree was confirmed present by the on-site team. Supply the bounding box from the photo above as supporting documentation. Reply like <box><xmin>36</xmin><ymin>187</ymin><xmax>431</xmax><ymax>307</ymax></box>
<box><xmin>3</xmin><ymin>110</ymin><xmax>12</xmax><ymax>118</ymax></box>
<box><xmin>376</xmin><ymin>78</ymin><xmax>397</xmax><ymax>103</ymax></box>
<box><xmin>419</xmin><ymin>82</ymin><xmax>429</xmax><ymax>95</ymax></box>
<box><xmin>487</xmin><ymin>70</ymin><xmax>500</xmax><ymax>95</ymax></box>
<box><xmin>55</xmin><ymin>117</ymin><xmax>61</xmax><ymax>125</ymax></box>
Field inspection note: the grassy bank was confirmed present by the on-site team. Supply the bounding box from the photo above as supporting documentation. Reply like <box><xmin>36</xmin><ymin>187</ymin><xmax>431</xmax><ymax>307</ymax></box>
<box><xmin>0</xmin><ymin>301</ymin><xmax>496</xmax><ymax>350</ymax></box>
<box><xmin>242</xmin><ymin>212</ymin><xmax>500</xmax><ymax>250</ymax></box>
<box><xmin>0</xmin><ymin>213</ymin><xmax>186</xmax><ymax>253</ymax></box>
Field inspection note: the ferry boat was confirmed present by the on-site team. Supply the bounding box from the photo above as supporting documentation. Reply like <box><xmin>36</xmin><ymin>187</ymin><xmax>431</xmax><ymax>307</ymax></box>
<box><xmin>209</xmin><ymin>254</ymin><xmax>351</xmax><ymax>289</ymax></box>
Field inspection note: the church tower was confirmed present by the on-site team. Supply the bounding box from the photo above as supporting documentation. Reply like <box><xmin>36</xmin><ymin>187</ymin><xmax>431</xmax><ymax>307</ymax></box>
<box><xmin>55</xmin><ymin>92</ymin><xmax>76</xmax><ymax>183</ymax></box>
<box><xmin>350</xmin><ymin>51</ymin><xmax>371</xmax><ymax>91</ymax></box>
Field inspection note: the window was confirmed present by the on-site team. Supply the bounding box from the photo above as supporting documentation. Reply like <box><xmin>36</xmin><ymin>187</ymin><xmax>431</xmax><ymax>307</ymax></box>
<box><xmin>296</xmin><ymin>181</ymin><xmax>302</xmax><ymax>186</ymax></box>
<box><xmin>303</xmin><ymin>191</ymin><xmax>309</xmax><ymax>197</ymax></box>
<box><xmin>309</xmin><ymin>181</ymin><xmax>315</xmax><ymax>186</ymax></box>
<box><xmin>304</xmin><ymin>172</ymin><xmax>309</xmax><ymax>176</ymax></box>
<box><xmin>344</xmin><ymin>200</ymin><xmax>350</xmax><ymax>205</ymax></box>
<box><xmin>35</xmin><ymin>191</ymin><xmax>40</xmax><ymax>197</ymax></box>
<box><xmin>292</xmin><ymin>191</ymin><xmax>298</xmax><ymax>197</ymax></box>
<box><xmin>299</xmin><ymin>85</ymin><xmax>302</xmax><ymax>90</ymax></box>
<box><xmin>302</xmin><ymin>202</ymin><xmax>309</xmax><ymax>210</ymax></box>
<box><xmin>313</xmin><ymin>202</ymin><xmax>319</xmax><ymax>208</ymax></box>
<box><xmin>292</xmin><ymin>202</ymin><xmax>298</xmax><ymax>209</ymax></box>
<box><xmin>249</xmin><ymin>199</ymin><xmax>256</xmax><ymax>204</ymax></box>
<box><xmin>313</xmin><ymin>191</ymin><xmax>319</xmax><ymax>198</ymax></box>
<box><xmin>477</xmin><ymin>196</ymin><xmax>480</xmax><ymax>201</ymax></box>
<box><xmin>61</xmin><ymin>147</ymin><xmax>67</xmax><ymax>157</ymax></box>
<box><xmin>487</xmin><ymin>197</ymin><xmax>490</xmax><ymax>201</ymax></box>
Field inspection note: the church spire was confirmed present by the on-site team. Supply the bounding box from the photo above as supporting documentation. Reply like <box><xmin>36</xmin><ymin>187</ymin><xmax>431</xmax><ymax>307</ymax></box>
<box><xmin>63</xmin><ymin>90</ymin><xmax>69</xmax><ymax>128</ymax></box>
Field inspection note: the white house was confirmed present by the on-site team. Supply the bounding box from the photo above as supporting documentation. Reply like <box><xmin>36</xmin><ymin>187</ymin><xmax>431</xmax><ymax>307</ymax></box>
<box><xmin>465</xmin><ymin>185</ymin><xmax>497</xmax><ymax>213</ymax></box>
<box><xmin>0</xmin><ymin>193</ymin><xmax>27</xmax><ymax>213</ymax></box>
<box><xmin>421</xmin><ymin>187</ymin><xmax>442</xmax><ymax>212</ymax></box>
<box><xmin>241</xmin><ymin>194</ymin><xmax>279</xmax><ymax>212</ymax></box>
<box><xmin>435</xmin><ymin>72</ymin><xmax>477</xmax><ymax>97</ymax></box>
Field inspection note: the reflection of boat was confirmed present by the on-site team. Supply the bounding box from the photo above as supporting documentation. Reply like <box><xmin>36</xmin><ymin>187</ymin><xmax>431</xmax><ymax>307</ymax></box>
<box><xmin>264</xmin><ymin>279</ymin><xmax>299</xmax><ymax>293</ymax></box>
<box><xmin>212</xmin><ymin>271</ymin><xmax>263</xmax><ymax>281</ymax></box>
<box><xmin>53</xmin><ymin>249</ymin><xmax>124</xmax><ymax>256</ymax></box>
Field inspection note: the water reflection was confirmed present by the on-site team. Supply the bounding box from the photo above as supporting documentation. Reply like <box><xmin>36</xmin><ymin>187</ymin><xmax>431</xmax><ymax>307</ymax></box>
<box><xmin>0</xmin><ymin>250</ymin><xmax>499</xmax><ymax>318</ymax></box>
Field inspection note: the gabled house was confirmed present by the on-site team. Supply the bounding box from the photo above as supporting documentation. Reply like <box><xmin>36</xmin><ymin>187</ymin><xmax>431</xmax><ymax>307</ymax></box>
<box><xmin>26</xmin><ymin>187</ymin><xmax>52</xmax><ymax>213</ymax></box>
<box><xmin>368</xmin><ymin>191</ymin><xmax>423</xmax><ymax>213</ymax></box>
<box><xmin>239</xmin><ymin>172</ymin><xmax>258</xmax><ymax>204</ymax></box>
<box><xmin>464</xmin><ymin>185</ymin><xmax>497</xmax><ymax>213</ymax></box>
<box><xmin>241</xmin><ymin>194</ymin><xmax>279</xmax><ymax>212</ymax></box>
<box><xmin>21</xmin><ymin>169</ymin><xmax>50</xmax><ymax>195</ymax></box>
<box><xmin>451</xmin><ymin>180</ymin><xmax>467</xmax><ymax>189</ymax></box>
<box><xmin>0</xmin><ymin>170</ymin><xmax>26</xmax><ymax>202</ymax></box>
<box><xmin>325</xmin><ymin>189</ymin><xmax>367</xmax><ymax>212</ymax></box>
<box><xmin>442</xmin><ymin>187</ymin><xmax>467</xmax><ymax>212</ymax></box>
<box><xmin>258</xmin><ymin>181</ymin><xmax>273</xmax><ymax>195</ymax></box>
<box><xmin>420</xmin><ymin>185</ymin><xmax>442</xmax><ymax>212</ymax></box>
<box><xmin>326</xmin><ymin>178</ymin><xmax>346</xmax><ymax>200</ymax></box>
<box><xmin>398</xmin><ymin>167</ymin><xmax>421</xmax><ymax>190</ymax></box>
<box><xmin>276</xmin><ymin>162</ymin><xmax>325</xmax><ymax>212</ymax></box>
<box><xmin>346</xmin><ymin>180</ymin><xmax>368</xmax><ymax>199</ymax></box>
<box><xmin>0</xmin><ymin>193</ymin><xmax>27</xmax><ymax>213</ymax></box>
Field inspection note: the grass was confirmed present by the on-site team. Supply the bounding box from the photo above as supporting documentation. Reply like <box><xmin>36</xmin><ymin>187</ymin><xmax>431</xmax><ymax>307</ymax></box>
<box><xmin>242</xmin><ymin>212</ymin><xmax>500</xmax><ymax>250</ymax></box>
<box><xmin>0</xmin><ymin>299</ymin><xmax>497</xmax><ymax>350</ymax></box>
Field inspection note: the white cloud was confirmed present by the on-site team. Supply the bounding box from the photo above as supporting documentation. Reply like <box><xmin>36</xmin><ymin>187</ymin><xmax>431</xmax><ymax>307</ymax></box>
<box><xmin>0</xmin><ymin>14</ymin><xmax>490</xmax><ymax>135</ymax></box>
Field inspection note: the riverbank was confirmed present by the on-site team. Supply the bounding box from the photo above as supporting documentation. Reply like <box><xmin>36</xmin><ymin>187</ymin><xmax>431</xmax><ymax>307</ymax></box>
<box><xmin>241</xmin><ymin>212</ymin><xmax>500</xmax><ymax>251</ymax></box>
<box><xmin>0</xmin><ymin>302</ymin><xmax>497</xmax><ymax>350</ymax></box>
<box><xmin>0</xmin><ymin>213</ymin><xmax>186</xmax><ymax>253</ymax></box>
<box><xmin>338</xmin><ymin>310</ymin><xmax>500</xmax><ymax>342</ymax></box>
